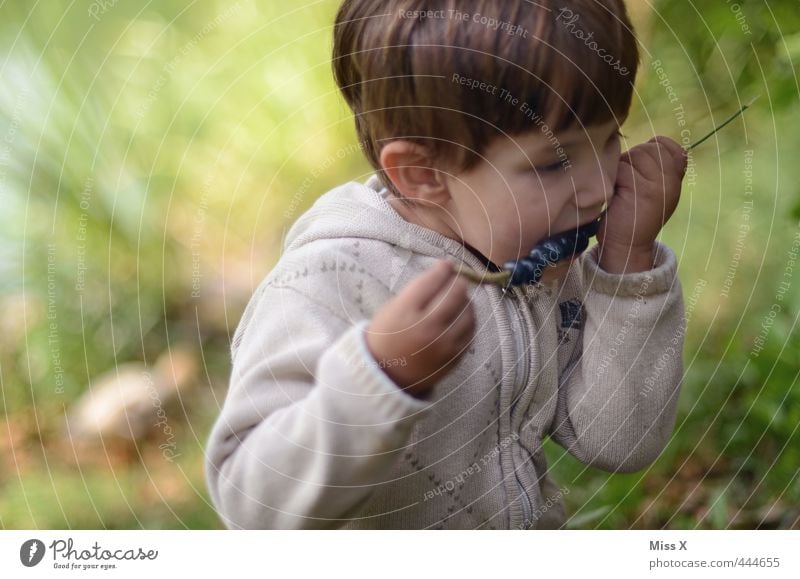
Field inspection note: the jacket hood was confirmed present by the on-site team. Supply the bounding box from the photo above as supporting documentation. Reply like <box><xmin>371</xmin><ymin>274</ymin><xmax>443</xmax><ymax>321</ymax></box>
<box><xmin>282</xmin><ymin>173</ymin><xmax>498</xmax><ymax>271</ymax></box>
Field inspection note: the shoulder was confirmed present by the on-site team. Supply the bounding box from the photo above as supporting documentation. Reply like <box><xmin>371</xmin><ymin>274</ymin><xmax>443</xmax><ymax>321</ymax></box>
<box><xmin>263</xmin><ymin>237</ymin><xmax>436</xmax><ymax>318</ymax></box>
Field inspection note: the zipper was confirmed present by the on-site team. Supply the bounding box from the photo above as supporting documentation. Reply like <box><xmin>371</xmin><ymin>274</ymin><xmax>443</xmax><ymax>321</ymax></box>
<box><xmin>506</xmin><ymin>287</ymin><xmax>531</xmax><ymax>412</ymax></box>
<box><xmin>440</xmin><ymin>243</ymin><xmax>535</xmax><ymax>528</ymax></box>
<box><xmin>502</xmin><ymin>285</ymin><xmax>533</xmax><ymax>527</ymax></box>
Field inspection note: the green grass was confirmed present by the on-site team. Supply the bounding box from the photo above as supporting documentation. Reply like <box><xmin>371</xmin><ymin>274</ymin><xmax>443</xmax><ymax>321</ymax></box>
<box><xmin>2</xmin><ymin>0</ymin><xmax>799</xmax><ymax>528</ymax></box>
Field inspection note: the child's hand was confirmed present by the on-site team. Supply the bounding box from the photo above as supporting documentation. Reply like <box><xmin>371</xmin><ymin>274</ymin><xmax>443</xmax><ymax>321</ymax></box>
<box><xmin>597</xmin><ymin>136</ymin><xmax>688</xmax><ymax>274</ymax></box>
<box><xmin>365</xmin><ymin>259</ymin><xmax>475</xmax><ymax>398</ymax></box>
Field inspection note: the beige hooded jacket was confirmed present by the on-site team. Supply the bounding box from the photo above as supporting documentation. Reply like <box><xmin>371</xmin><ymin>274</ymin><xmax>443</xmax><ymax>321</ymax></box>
<box><xmin>205</xmin><ymin>173</ymin><xmax>685</xmax><ymax>530</ymax></box>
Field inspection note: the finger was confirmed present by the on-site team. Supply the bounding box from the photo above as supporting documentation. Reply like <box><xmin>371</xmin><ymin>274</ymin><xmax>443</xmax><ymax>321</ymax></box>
<box><xmin>653</xmin><ymin>138</ymin><xmax>688</xmax><ymax>177</ymax></box>
<box><xmin>638</xmin><ymin>141</ymin><xmax>682</xmax><ymax>179</ymax></box>
<box><xmin>645</xmin><ymin>135</ymin><xmax>679</xmax><ymax>156</ymax></box>
<box><xmin>650</xmin><ymin>136</ymin><xmax>685</xmax><ymax>166</ymax></box>
<box><xmin>622</xmin><ymin>147</ymin><xmax>663</xmax><ymax>174</ymax></box>
<box><xmin>426</xmin><ymin>276</ymin><xmax>471</xmax><ymax>321</ymax></box>
<box><xmin>397</xmin><ymin>259</ymin><xmax>456</xmax><ymax>311</ymax></box>
<box><xmin>450</xmin><ymin>305</ymin><xmax>476</xmax><ymax>341</ymax></box>
<box><xmin>617</xmin><ymin>150</ymin><xmax>635</xmax><ymax>173</ymax></box>
<box><xmin>645</xmin><ymin>138</ymin><xmax>675</xmax><ymax>162</ymax></box>
<box><xmin>628</xmin><ymin>148</ymin><xmax>662</xmax><ymax>179</ymax></box>
<box><xmin>437</xmin><ymin>299</ymin><xmax>475</xmax><ymax>335</ymax></box>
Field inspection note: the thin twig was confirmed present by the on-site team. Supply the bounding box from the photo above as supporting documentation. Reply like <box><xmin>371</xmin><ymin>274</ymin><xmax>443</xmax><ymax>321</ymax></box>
<box><xmin>454</xmin><ymin>264</ymin><xmax>511</xmax><ymax>286</ymax></box>
<box><xmin>686</xmin><ymin>95</ymin><xmax>759</xmax><ymax>150</ymax></box>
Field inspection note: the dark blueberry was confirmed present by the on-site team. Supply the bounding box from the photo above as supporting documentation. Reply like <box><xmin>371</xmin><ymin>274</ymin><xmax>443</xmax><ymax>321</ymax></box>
<box><xmin>503</xmin><ymin>215</ymin><xmax>604</xmax><ymax>286</ymax></box>
<box><xmin>539</xmin><ymin>239</ymin><xmax>563</xmax><ymax>263</ymax></box>
<box><xmin>553</xmin><ymin>232</ymin><xmax>578</xmax><ymax>255</ymax></box>
<box><xmin>528</xmin><ymin>247</ymin><xmax>547</xmax><ymax>263</ymax></box>
<box><xmin>578</xmin><ymin>218</ymin><xmax>601</xmax><ymax>237</ymax></box>
<box><xmin>573</xmin><ymin>234</ymin><xmax>590</xmax><ymax>255</ymax></box>
<box><xmin>504</xmin><ymin>258</ymin><xmax>536</xmax><ymax>285</ymax></box>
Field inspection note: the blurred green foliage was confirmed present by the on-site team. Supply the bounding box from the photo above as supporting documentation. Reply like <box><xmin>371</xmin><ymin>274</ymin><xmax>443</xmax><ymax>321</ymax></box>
<box><xmin>0</xmin><ymin>0</ymin><xmax>798</xmax><ymax>529</ymax></box>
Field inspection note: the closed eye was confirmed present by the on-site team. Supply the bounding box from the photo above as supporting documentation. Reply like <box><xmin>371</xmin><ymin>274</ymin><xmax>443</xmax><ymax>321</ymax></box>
<box><xmin>531</xmin><ymin>129</ymin><xmax>621</xmax><ymax>173</ymax></box>
<box><xmin>533</xmin><ymin>160</ymin><xmax>566</xmax><ymax>173</ymax></box>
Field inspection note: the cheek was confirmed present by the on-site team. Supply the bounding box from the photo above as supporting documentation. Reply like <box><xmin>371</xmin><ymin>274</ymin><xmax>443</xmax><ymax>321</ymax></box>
<box><xmin>485</xmin><ymin>194</ymin><xmax>538</xmax><ymax>248</ymax></box>
<box><xmin>513</xmin><ymin>204</ymin><xmax>551</xmax><ymax>252</ymax></box>
<box><xmin>488</xmin><ymin>185</ymin><xmax>526</xmax><ymax>226</ymax></box>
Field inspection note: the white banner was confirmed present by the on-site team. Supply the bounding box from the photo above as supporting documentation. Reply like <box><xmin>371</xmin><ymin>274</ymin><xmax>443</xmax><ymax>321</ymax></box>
<box><xmin>0</xmin><ymin>530</ymin><xmax>797</xmax><ymax>577</ymax></box>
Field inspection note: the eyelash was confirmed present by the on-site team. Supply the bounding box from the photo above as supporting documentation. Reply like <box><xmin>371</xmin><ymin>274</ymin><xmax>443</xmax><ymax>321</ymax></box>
<box><xmin>533</xmin><ymin>160</ymin><xmax>564</xmax><ymax>173</ymax></box>
<box><xmin>531</xmin><ymin>130</ymin><xmax>623</xmax><ymax>174</ymax></box>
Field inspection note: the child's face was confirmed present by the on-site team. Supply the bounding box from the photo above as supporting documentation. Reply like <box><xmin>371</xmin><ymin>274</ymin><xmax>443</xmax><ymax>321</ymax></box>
<box><xmin>443</xmin><ymin>119</ymin><xmax>621</xmax><ymax>280</ymax></box>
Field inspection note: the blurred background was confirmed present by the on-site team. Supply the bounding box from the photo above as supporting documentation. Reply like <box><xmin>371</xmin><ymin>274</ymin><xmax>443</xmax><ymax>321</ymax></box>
<box><xmin>0</xmin><ymin>0</ymin><xmax>798</xmax><ymax>529</ymax></box>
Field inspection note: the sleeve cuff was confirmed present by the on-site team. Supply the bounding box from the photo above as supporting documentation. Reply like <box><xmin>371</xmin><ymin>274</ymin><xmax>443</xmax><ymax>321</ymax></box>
<box><xmin>581</xmin><ymin>240</ymin><xmax>678</xmax><ymax>297</ymax></box>
<box><xmin>317</xmin><ymin>319</ymin><xmax>434</xmax><ymax>425</ymax></box>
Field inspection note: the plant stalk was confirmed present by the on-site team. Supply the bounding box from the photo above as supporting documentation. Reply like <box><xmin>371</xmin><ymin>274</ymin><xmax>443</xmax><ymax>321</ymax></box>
<box><xmin>686</xmin><ymin>95</ymin><xmax>759</xmax><ymax>150</ymax></box>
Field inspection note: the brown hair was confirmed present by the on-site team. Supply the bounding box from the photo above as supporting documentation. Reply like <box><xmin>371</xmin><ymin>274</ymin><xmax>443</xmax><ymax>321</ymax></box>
<box><xmin>332</xmin><ymin>0</ymin><xmax>640</xmax><ymax>195</ymax></box>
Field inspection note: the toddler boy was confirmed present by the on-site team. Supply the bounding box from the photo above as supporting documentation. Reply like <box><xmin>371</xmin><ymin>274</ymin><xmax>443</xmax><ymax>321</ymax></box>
<box><xmin>206</xmin><ymin>0</ymin><xmax>687</xmax><ymax>529</ymax></box>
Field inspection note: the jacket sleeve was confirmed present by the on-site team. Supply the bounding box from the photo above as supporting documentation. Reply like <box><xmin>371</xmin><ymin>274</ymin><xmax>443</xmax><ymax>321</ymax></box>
<box><xmin>547</xmin><ymin>240</ymin><xmax>685</xmax><ymax>473</ymax></box>
<box><xmin>204</xmin><ymin>280</ymin><xmax>432</xmax><ymax>529</ymax></box>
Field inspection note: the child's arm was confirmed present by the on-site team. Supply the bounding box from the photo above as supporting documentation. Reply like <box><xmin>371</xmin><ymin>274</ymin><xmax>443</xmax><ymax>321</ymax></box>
<box><xmin>548</xmin><ymin>135</ymin><xmax>687</xmax><ymax>472</ymax></box>
<box><xmin>204</xmin><ymin>280</ymin><xmax>433</xmax><ymax>529</ymax></box>
<box><xmin>547</xmin><ymin>239</ymin><xmax>685</xmax><ymax>472</ymax></box>
<box><xmin>205</xmin><ymin>255</ymin><xmax>473</xmax><ymax>529</ymax></box>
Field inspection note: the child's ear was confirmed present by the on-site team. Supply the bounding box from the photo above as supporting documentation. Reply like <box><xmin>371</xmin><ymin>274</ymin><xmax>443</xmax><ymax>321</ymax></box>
<box><xmin>379</xmin><ymin>140</ymin><xmax>450</xmax><ymax>208</ymax></box>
